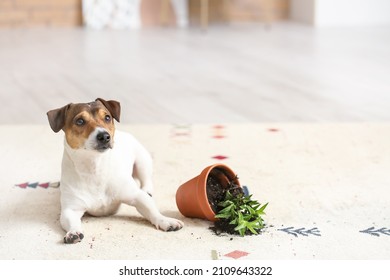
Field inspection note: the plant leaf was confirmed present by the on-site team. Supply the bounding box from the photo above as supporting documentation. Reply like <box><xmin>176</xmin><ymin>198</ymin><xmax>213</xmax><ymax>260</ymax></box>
<box><xmin>213</xmin><ymin>186</ymin><xmax>269</xmax><ymax>236</ymax></box>
<box><xmin>246</xmin><ymin>223</ymin><xmax>259</xmax><ymax>235</ymax></box>
<box><xmin>259</xmin><ymin>202</ymin><xmax>268</xmax><ymax>212</ymax></box>
<box><xmin>215</xmin><ymin>213</ymin><xmax>231</xmax><ymax>219</ymax></box>
<box><xmin>229</xmin><ymin>218</ymin><xmax>238</xmax><ymax>225</ymax></box>
<box><xmin>234</xmin><ymin>222</ymin><xmax>247</xmax><ymax>231</ymax></box>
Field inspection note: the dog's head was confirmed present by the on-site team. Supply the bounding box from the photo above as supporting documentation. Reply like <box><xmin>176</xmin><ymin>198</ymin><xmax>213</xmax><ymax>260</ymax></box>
<box><xmin>47</xmin><ymin>98</ymin><xmax>121</xmax><ymax>152</ymax></box>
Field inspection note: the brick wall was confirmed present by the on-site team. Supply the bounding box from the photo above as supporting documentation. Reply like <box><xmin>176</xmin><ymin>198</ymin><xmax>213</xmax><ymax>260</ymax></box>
<box><xmin>145</xmin><ymin>0</ymin><xmax>289</xmax><ymax>26</ymax></box>
<box><xmin>0</xmin><ymin>0</ymin><xmax>288</xmax><ymax>28</ymax></box>
<box><xmin>228</xmin><ymin>0</ymin><xmax>289</xmax><ymax>21</ymax></box>
<box><xmin>0</xmin><ymin>0</ymin><xmax>82</xmax><ymax>27</ymax></box>
<box><xmin>189</xmin><ymin>0</ymin><xmax>289</xmax><ymax>24</ymax></box>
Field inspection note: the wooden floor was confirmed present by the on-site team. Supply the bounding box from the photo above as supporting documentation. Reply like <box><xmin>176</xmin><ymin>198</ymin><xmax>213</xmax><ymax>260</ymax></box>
<box><xmin>0</xmin><ymin>22</ymin><xmax>389</xmax><ymax>124</ymax></box>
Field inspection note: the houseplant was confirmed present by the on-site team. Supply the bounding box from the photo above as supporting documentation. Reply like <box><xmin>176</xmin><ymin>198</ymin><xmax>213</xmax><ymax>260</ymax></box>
<box><xmin>213</xmin><ymin>190</ymin><xmax>268</xmax><ymax>236</ymax></box>
<box><xmin>176</xmin><ymin>164</ymin><xmax>268</xmax><ymax>236</ymax></box>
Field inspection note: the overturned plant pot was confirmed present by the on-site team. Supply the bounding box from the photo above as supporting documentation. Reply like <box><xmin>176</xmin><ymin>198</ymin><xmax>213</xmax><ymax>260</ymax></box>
<box><xmin>175</xmin><ymin>164</ymin><xmax>241</xmax><ymax>221</ymax></box>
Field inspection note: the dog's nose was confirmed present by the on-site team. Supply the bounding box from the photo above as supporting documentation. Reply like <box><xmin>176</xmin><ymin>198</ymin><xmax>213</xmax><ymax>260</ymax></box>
<box><xmin>96</xmin><ymin>131</ymin><xmax>110</xmax><ymax>144</ymax></box>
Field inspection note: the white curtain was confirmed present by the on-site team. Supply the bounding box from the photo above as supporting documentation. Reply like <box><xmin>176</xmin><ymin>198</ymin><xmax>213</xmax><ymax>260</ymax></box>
<box><xmin>171</xmin><ymin>0</ymin><xmax>189</xmax><ymax>28</ymax></box>
<box><xmin>82</xmin><ymin>0</ymin><xmax>142</xmax><ymax>29</ymax></box>
<box><xmin>82</xmin><ymin>0</ymin><xmax>189</xmax><ymax>29</ymax></box>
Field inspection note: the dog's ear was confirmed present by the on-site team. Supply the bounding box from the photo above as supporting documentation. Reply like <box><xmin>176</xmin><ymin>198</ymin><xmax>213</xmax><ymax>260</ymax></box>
<box><xmin>47</xmin><ymin>104</ymin><xmax>71</xmax><ymax>133</ymax></box>
<box><xmin>96</xmin><ymin>98</ymin><xmax>121</xmax><ymax>122</ymax></box>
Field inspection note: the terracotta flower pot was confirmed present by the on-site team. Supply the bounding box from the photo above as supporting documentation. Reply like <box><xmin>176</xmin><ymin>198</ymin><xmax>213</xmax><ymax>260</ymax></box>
<box><xmin>176</xmin><ymin>164</ymin><xmax>241</xmax><ymax>221</ymax></box>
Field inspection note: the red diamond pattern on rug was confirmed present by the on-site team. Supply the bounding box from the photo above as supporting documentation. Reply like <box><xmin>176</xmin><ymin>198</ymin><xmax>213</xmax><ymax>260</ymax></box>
<box><xmin>224</xmin><ymin>250</ymin><xmax>249</xmax><ymax>259</ymax></box>
<box><xmin>268</xmin><ymin>128</ymin><xmax>279</xmax><ymax>132</ymax></box>
<box><xmin>212</xmin><ymin>155</ymin><xmax>228</xmax><ymax>160</ymax></box>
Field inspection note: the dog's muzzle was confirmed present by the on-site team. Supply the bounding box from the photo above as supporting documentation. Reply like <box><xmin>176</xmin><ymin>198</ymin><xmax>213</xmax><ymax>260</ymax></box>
<box><xmin>96</xmin><ymin>131</ymin><xmax>112</xmax><ymax>152</ymax></box>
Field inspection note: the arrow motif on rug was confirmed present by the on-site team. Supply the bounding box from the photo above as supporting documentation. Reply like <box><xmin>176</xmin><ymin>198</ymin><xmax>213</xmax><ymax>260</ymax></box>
<box><xmin>170</xmin><ymin>124</ymin><xmax>191</xmax><ymax>137</ymax></box>
<box><xmin>278</xmin><ymin>227</ymin><xmax>321</xmax><ymax>237</ymax></box>
<box><xmin>15</xmin><ymin>182</ymin><xmax>60</xmax><ymax>189</ymax></box>
<box><xmin>360</xmin><ymin>227</ymin><xmax>390</xmax><ymax>237</ymax></box>
<box><xmin>28</xmin><ymin>182</ymin><xmax>39</xmax><ymax>188</ymax></box>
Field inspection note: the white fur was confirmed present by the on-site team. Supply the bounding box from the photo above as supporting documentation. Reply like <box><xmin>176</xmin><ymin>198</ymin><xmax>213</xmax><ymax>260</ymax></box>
<box><xmin>60</xmin><ymin>130</ymin><xmax>183</xmax><ymax>243</ymax></box>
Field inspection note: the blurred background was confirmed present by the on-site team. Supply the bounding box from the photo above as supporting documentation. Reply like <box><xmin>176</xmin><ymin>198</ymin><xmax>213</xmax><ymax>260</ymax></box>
<box><xmin>0</xmin><ymin>0</ymin><xmax>389</xmax><ymax>124</ymax></box>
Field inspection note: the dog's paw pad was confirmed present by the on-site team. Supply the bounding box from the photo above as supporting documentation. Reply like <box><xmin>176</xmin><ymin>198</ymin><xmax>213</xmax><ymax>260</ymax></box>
<box><xmin>167</xmin><ymin>226</ymin><xmax>174</xmax><ymax>232</ymax></box>
<box><xmin>64</xmin><ymin>232</ymin><xmax>84</xmax><ymax>244</ymax></box>
<box><xmin>157</xmin><ymin>218</ymin><xmax>184</xmax><ymax>232</ymax></box>
<box><xmin>166</xmin><ymin>225</ymin><xmax>182</xmax><ymax>232</ymax></box>
<box><xmin>169</xmin><ymin>224</ymin><xmax>183</xmax><ymax>232</ymax></box>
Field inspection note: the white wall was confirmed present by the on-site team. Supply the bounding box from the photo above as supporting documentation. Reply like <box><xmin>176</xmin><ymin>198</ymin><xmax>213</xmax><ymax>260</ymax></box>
<box><xmin>290</xmin><ymin>0</ymin><xmax>315</xmax><ymax>24</ymax></box>
<box><xmin>290</xmin><ymin>0</ymin><xmax>390</xmax><ymax>26</ymax></box>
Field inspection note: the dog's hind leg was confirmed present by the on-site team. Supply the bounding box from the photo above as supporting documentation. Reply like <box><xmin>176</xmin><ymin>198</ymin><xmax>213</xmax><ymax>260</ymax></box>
<box><xmin>133</xmin><ymin>145</ymin><xmax>154</xmax><ymax>196</ymax></box>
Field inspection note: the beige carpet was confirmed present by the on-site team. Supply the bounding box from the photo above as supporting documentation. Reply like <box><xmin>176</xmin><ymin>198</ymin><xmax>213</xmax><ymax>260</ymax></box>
<box><xmin>0</xmin><ymin>123</ymin><xmax>389</xmax><ymax>260</ymax></box>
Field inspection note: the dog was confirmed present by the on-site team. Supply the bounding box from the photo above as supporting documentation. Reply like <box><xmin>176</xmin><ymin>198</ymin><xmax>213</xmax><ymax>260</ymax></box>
<box><xmin>47</xmin><ymin>98</ymin><xmax>183</xmax><ymax>244</ymax></box>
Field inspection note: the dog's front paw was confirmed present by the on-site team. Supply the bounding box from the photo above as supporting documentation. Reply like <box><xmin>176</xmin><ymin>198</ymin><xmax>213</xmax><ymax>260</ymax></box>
<box><xmin>64</xmin><ymin>231</ymin><xmax>84</xmax><ymax>244</ymax></box>
<box><xmin>155</xmin><ymin>217</ymin><xmax>184</xmax><ymax>232</ymax></box>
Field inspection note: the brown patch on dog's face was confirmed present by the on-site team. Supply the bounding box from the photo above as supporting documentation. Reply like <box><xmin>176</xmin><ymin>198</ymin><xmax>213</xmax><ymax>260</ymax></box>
<box><xmin>63</xmin><ymin>101</ymin><xmax>116</xmax><ymax>150</ymax></box>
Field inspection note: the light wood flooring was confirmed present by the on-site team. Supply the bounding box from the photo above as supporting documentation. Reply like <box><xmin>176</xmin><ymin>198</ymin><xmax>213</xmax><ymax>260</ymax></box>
<box><xmin>0</xmin><ymin>22</ymin><xmax>390</xmax><ymax>124</ymax></box>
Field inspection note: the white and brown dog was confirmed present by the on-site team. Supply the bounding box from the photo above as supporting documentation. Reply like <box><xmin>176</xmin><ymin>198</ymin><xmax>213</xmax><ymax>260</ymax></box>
<box><xmin>47</xmin><ymin>98</ymin><xmax>183</xmax><ymax>244</ymax></box>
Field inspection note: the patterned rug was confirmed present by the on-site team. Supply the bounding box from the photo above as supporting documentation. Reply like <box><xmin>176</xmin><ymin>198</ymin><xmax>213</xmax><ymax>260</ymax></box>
<box><xmin>1</xmin><ymin>123</ymin><xmax>389</xmax><ymax>259</ymax></box>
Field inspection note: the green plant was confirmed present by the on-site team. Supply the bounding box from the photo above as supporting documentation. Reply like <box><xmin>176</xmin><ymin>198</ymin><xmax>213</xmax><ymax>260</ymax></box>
<box><xmin>215</xmin><ymin>191</ymin><xmax>268</xmax><ymax>236</ymax></box>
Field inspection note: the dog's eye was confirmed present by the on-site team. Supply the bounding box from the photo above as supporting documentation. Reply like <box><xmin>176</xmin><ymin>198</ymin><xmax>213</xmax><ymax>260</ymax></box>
<box><xmin>75</xmin><ymin>118</ymin><xmax>85</xmax><ymax>126</ymax></box>
<box><xmin>105</xmin><ymin>115</ymin><xmax>111</xmax><ymax>122</ymax></box>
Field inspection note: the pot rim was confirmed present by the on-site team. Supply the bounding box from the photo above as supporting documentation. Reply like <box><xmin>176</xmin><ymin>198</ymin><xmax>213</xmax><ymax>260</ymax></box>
<box><xmin>198</xmin><ymin>164</ymin><xmax>240</xmax><ymax>221</ymax></box>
